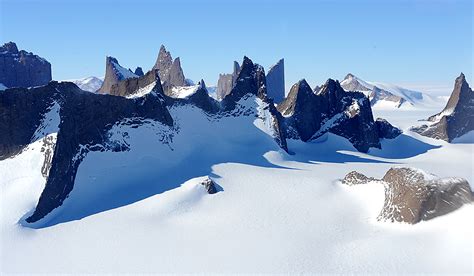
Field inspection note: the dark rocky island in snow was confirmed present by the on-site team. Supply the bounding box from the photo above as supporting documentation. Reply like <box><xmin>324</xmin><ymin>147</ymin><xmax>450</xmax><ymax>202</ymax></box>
<box><xmin>0</xmin><ymin>42</ymin><xmax>52</xmax><ymax>88</ymax></box>
<box><xmin>342</xmin><ymin>168</ymin><xmax>473</xmax><ymax>224</ymax></box>
<box><xmin>411</xmin><ymin>73</ymin><xmax>473</xmax><ymax>142</ymax></box>
<box><xmin>277</xmin><ymin>78</ymin><xmax>401</xmax><ymax>152</ymax></box>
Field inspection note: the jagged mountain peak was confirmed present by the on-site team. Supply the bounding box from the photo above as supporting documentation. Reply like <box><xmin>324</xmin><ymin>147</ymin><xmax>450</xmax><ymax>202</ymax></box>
<box><xmin>1</xmin><ymin>41</ymin><xmax>19</xmax><ymax>53</ymax></box>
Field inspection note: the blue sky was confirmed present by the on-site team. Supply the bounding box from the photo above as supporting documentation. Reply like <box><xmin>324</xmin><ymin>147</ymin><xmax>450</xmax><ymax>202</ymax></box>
<box><xmin>1</xmin><ymin>0</ymin><xmax>472</xmax><ymax>94</ymax></box>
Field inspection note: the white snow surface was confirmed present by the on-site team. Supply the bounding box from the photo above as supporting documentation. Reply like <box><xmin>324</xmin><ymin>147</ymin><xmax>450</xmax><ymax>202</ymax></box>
<box><xmin>64</xmin><ymin>76</ymin><xmax>103</xmax><ymax>93</ymax></box>
<box><xmin>125</xmin><ymin>81</ymin><xmax>157</xmax><ymax>99</ymax></box>
<box><xmin>0</xmin><ymin>83</ymin><xmax>7</xmax><ymax>90</ymax></box>
<box><xmin>170</xmin><ymin>84</ymin><xmax>200</xmax><ymax>99</ymax></box>
<box><xmin>1</xmin><ymin>95</ymin><xmax>473</xmax><ymax>273</ymax></box>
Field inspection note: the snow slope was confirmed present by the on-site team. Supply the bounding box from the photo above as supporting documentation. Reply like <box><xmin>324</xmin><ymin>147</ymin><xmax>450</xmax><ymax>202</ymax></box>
<box><xmin>0</xmin><ymin>95</ymin><xmax>472</xmax><ymax>273</ymax></box>
<box><xmin>0</xmin><ymin>83</ymin><xmax>7</xmax><ymax>90</ymax></box>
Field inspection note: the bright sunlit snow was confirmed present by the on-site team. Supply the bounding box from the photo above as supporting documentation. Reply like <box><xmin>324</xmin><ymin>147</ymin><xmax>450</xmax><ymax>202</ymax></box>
<box><xmin>1</xmin><ymin>93</ymin><xmax>472</xmax><ymax>274</ymax></box>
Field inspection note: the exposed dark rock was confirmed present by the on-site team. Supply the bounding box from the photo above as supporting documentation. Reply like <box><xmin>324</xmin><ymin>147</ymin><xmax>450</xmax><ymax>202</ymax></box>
<box><xmin>278</xmin><ymin>78</ymin><xmax>381</xmax><ymax>152</ymax></box>
<box><xmin>220</xmin><ymin>57</ymin><xmax>287</xmax><ymax>152</ymax></box>
<box><xmin>342</xmin><ymin>171</ymin><xmax>377</xmax><ymax>186</ymax></box>
<box><xmin>0</xmin><ymin>81</ymin><xmax>173</xmax><ymax>223</ymax></box>
<box><xmin>0</xmin><ymin>41</ymin><xmax>52</xmax><ymax>88</ymax></box>
<box><xmin>375</xmin><ymin>118</ymin><xmax>402</xmax><ymax>139</ymax></box>
<box><xmin>152</xmin><ymin>45</ymin><xmax>186</xmax><ymax>88</ymax></box>
<box><xmin>342</xmin><ymin>168</ymin><xmax>473</xmax><ymax>224</ymax></box>
<box><xmin>109</xmin><ymin>69</ymin><xmax>160</xmax><ymax>97</ymax></box>
<box><xmin>200</xmin><ymin>177</ymin><xmax>218</xmax><ymax>194</ymax></box>
<box><xmin>266</xmin><ymin>58</ymin><xmax>285</xmax><ymax>103</ymax></box>
<box><xmin>411</xmin><ymin>73</ymin><xmax>474</xmax><ymax>142</ymax></box>
<box><xmin>134</xmin><ymin>67</ymin><xmax>144</xmax><ymax>76</ymax></box>
<box><xmin>97</xmin><ymin>56</ymin><xmax>137</xmax><ymax>94</ymax></box>
<box><xmin>216</xmin><ymin>61</ymin><xmax>240</xmax><ymax>100</ymax></box>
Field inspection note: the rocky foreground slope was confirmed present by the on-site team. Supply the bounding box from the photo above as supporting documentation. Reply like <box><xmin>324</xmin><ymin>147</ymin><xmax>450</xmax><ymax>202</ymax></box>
<box><xmin>0</xmin><ymin>42</ymin><xmax>52</xmax><ymax>88</ymax></box>
<box><xmin>411</xmin><ymin>73</ymin><xmax>473</xmax><ymax>141</ymax></box>
<box><xmin>342</xmin><ymin>168</ymin><xmax>473</xmax><ymax>224</ymax></box>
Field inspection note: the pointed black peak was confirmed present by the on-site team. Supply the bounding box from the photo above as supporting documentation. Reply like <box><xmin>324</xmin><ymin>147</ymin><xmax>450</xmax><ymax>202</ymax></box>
<box><xmin>106</xmin><ymin>56</ymin><xmax>119</xmax><ymax>64</ymax></box>
<box><xmin>173</xmin><ymin>57</ymin><xmax>181</xmax><ymax>65</ymax></box>
<box><xmin>134</xmin><ymin>67</ymin><xmax>144</xmax><ymax>76</ymax></box>
<box><xmin>1</xmin><ymin>41</ymin><xmax>19</xmax><ymax>53</ymax></box>
<box><xmin>198</xmin><ymin>79</ymin><xmax>206</xmax><ymax>89</ymax></box>
<box><xmin>457</xmin><ymin>72</ymin><xmax>466</xmax><ymax>83</ymax></box>
<box><xmin>233</xmin><ymin>61</ymin><xmax>240</xmax><ymax>74</ymax></box>
<box><xmin>159</xmin><ymin>44</ymin><xmax>167</xmax><ymax>53</ymax></box>
<box><xmin>242</xmin><ymin>56</ymin><xmax>254</xmax><ymax>67</ymax></box>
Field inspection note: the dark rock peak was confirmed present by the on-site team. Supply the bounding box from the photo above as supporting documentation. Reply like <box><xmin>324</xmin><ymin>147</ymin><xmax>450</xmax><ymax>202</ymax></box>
<box><xmin>375</xmin><ymin>118</ymin><xmax>402</xmax><ymax>139</ymax></box>
<box><xmin>412</xmin><ymin>73</ymin><xmax>473</xmax><ymax>142</ymax></box>
<box><xmin>134</xmin><ymin>67</ymin><xmax>144</xmax><ymax>76</ymax></box>
<box><xmin>97</xmin><ymin>56</ymin><xmax>137</xmax><ymax>94</ymax></box>
<box><xmin>0</xmin><ymin>41</ymin><xmax>52</xmax><ymax>88</ymax></box>
<box><xmin>1</xmin><ymin>41</ymin><xmax>19</xmax><ymax>53</ymax></box>
<box><xmin>198</xmin><ymin>79</ymin><xmax>206</xmax><ymax>89</ymax></box>
<box><xmin>233</xmin><ymin>61</ymin><xmax>240</xmax><ymax>74</ymax></box>
<box><xmin>152</xmin><ymin>45</ymin><xmax>186</xmax><ymax>88</ymax></box>
<box><xmin>216</xmin><ymin>60</ymin><xmax>241</xmax><ymax>100</ymax></box>
<box><xmin>278</xmin><ymin>79</ymin><xmax>313</xmax><ymax>116</ymax></box>
<box><xmin>266</xmin><ymin>58</ymin><xmax>285</xmax><ymax>103</ymax></box>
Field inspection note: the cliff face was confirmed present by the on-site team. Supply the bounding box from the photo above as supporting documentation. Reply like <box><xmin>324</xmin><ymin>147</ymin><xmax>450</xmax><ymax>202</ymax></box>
<box><xmin>97</xmin><ymin>56</ymin><xmax>138</xmax><ymax>94</ymax></box>
<box><xmin>411</xmin><ymin>73</ymin><xmax>473</xmax><ymax>141</ymax></box>
<box><xmin>153</xmin><ymin>45</ymin><xmax>186</xmax><ymax>88</ymax></box>
<box><xmin>0</xmin><ymin>42</ymin><xmax>52</xmax><ymax>88</ymax></box>
<box><xmin>266</xmin><ymin>58</ymin><xmax>285</xmax><ymax>103</ymax></box>
<box><xmin>216</xmin><ymin>61</ymin><xmax>240</xmax><ymax>100</ymax></box>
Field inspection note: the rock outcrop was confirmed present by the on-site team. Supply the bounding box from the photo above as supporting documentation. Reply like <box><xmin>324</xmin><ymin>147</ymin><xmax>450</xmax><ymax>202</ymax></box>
<box><xmin>216</xmin><ymin>61</ymin><xmax>240</xmax><ymax>100</ymax></box>
<box><xmin>97</xmin><ymin>56</ymin><xmax>138</xmax><ymax>94</ymax></box>
<box><xmin>266</xmin><ymin>58</ymin><xmax>285</xmax><ymax>103</ymax></box>
<box><xmin>0</xmin><ymin>42</ymin><xmax>52</xmax><ymax>88</ymax></box>
<box><xmin>200</xmin><ymin>177</ymin><xmax>218</xmax><ymax>194</ymax></box>
<box><xmin>152</xmin><ymin>45</ymin><xmax>186</xmax><ymax>89</ymax></box>
<box><xmin>375</xmin><ymin>118</ymin><xmax>402</xmax><ymax>139</ymax></box>
<box><xmin>134</xmin><ymin>67</ymin><xmax>144</xmax><ymax>76</ymax></box>
<box><xmin>411</xmin><ymin>73</ymin><xmax>473</xmax><ymax>141</ymax></box>
<box><xmin>277</xmin><ymin>78</ymin><xmax>395</xmax><ymax>152</ymax></box>
<box><xmin>342</xmin><ymin>168</ymin><xmax>473</xmax><ymax>224</ymax></box>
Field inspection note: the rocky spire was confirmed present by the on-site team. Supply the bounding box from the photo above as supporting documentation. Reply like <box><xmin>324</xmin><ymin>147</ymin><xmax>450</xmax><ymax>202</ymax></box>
<box><xmin>97</xmin><ymin>56</ymin><xmax>138</xmax><ymax>94</ymax></box>
<box><xmin>266</xmin><ymin>58</ymin><xmax>285</xmax><ymax>103</ymax></box>
<box><xmin>412</xmin><ymin>73</ymin><xmax>473</xmax><ymax>142</ymax></box>
<box><xmin>152</xmin><ymin>45</ymin><xmax>186</xmax><ymax>88</ymax></box>
<box><xmin>216</xmin><ymin>61</ymin><xmax>241</xmax><ymax>100</ymax></box>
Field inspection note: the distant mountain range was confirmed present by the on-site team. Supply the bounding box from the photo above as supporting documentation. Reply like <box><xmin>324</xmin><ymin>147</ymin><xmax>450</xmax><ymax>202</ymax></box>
<box><xmin>65</xmin><ymin>76</ymin><xmax>103</xmax><ymax>92</ymax></box>
<box><xmin>340</xmin><ymin>73</ymin><xmax>432</xmax><ymax>108</ymax></box>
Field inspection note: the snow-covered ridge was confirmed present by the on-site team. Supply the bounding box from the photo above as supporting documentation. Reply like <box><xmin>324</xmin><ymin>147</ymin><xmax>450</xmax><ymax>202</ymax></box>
<box><xmin>63</xmin><ymin>76</ymin><xmax>103</xmax><ymax>93</ymax></box>
<box><xmin>126</xmin><ymin>81</ymin><xmax>157</xmax><ymax>99</ymax></box>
